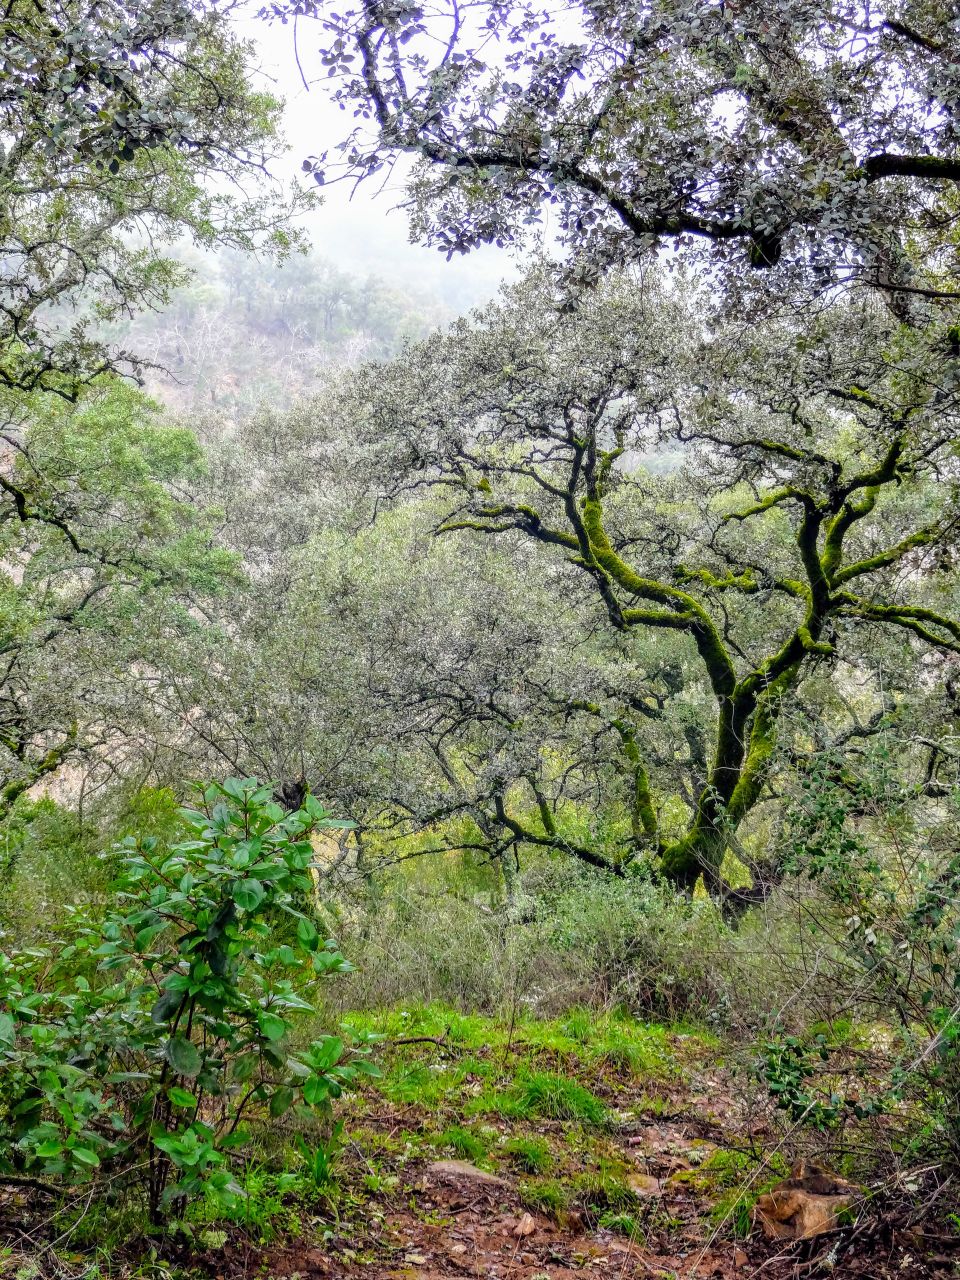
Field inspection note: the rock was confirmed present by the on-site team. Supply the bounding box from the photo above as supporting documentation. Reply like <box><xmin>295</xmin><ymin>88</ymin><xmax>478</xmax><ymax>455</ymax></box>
<box><xmin>426</xmin><ymin>1159</ymin><xmax>508</xmax><ymax>1186</ymax></box>
<box><xmin>514</xmin><ymin>1212</ymin><xmax>536</xmax><ymax>1237</ymax></box>
<box><xmin>754</xmin><ymin>1163</ymin><xmax>855</xmax><ymax>1241</ymax></box>
<box><xmin>628</xmin><ymin>1173</ymin><xmax>662</xmax><ymax>1196</ymax></box>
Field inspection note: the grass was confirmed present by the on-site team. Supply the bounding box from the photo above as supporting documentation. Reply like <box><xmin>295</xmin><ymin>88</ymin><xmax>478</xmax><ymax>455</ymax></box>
<box><xmin>672</xmin><ymin>1147</ymin><xmax>791</xmax><ymax>1237</ymax></box>
<box><xmin>429</xmin><ymin>1124</ymin><xmax>493</xmax><ymax>1165</ymax></box>
<box><xmin>2</xmin><ymin>997</ymin><xmax>743</xmax><ymax>1280</ymax></box>
<box><xmin>511</xmin><ymin>1072</ymin><xmax>608</xmax><ymax>1126</ymax></box>
<box><xmin>504</xmin><ymin>1135</ymin><xmax>554</xmax><ymax>1174</ymax></box>
<box><xmin>519</xmin><ymin>1177</ymin><xmax>573</xmax><ymax>1218</ymax></box>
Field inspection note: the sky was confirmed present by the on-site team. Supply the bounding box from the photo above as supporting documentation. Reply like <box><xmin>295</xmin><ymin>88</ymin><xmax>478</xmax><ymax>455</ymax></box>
<box><xmin>233</xmin><ymin>10</ymin><xmax>518</xmax><ymax>313</ymax></box>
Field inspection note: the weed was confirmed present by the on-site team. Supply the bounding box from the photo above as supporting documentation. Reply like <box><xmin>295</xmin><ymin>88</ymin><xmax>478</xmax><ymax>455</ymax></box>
<box><xmin>598</xmin><ymin>1209</ymin><xmax>642</xmax><ymax>1238</ymax></box>
<box><xmin>562</xmin><ymin>1008</ymin><xmax>594</xmax><ymax>1043</ymax></box>
<box><xmin>519</xmin><ymin>1177</ymin><xmax>572</xmax><ymax>1219</ymax></box>
<box><xmin>574</xmin><ymin>1166</ymin><xmax>637</xmax><ymax>1212</ymax></box>
<box><xmin>296</xmin><ymin>1121</ymin><xmax>345</xmax><ymax>1190</ymax></box>
<box><xmin>198</xmin><ymin>1166</ymin><xmax>305</xmax><ymax>1241</ymax></box>
<box><xmin>363</xmin><ymin>1171</ymin><xmax>400</xmax><ymax>1195</ymax></box>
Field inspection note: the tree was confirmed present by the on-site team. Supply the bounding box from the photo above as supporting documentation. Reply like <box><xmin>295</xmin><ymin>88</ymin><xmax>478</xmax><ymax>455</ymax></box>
<box><xmin>1</xmin><ymin>0</ymin><xmax>312</xmax><ymax>400</ymax></box>
<box><xmin>327</xmin><ymin>267</ymin><xmax>960</xmax><ymax>890</ymax></box>
<box><xmin>273</xmin><ymin>0</ymin><xmax>960</xmax><ymax>304</ymax></box>
<box><xmin>0</xmin><ymin>379</ymin><xmax>237</xmax><ymax>822</ymax></box>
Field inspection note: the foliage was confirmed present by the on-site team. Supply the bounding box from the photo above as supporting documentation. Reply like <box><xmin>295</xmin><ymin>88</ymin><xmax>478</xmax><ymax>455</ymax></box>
<box><xmin>0</xmin><ymin>381</ymin><xmax>238</xmax><ymax>820</ymax></box>
<box><xmin>1</xmin><ymin>0</ymin><xmax>311</xmax><ymax>398</ymax></box>
<box><xmin>276</xmin><ymin>0</ymin><xmax>960</xmax><ymax>302</ymax></box>
<box><xmin>326</xmin><ymin>266</ymin><xmax>960</xmax><ymax>891</ymax></box>
<box><xmin>0</xmin><ymin>778</ymin><xmax>371</xmax><ymax>1222</ymax></box>
<box><xmin>776</xmin><ymin>748</ymin><xmax>960</xmax><ymax>1163</ymax></box>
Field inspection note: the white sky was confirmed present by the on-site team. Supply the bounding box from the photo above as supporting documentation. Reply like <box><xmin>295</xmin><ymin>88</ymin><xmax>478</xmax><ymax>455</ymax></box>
<box><xmin>234</xmin><ymin>10</ymin><xmax>518</xmax><ymax>312</ymax></box>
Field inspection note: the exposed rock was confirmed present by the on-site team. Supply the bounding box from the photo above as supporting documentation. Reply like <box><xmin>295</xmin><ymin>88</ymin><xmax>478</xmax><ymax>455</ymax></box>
<box><xmin>425</xmin><ymin>1159</ymin><xmax>508</xmax><ymax>1186</ymax></box>
<box><xmin>628</xmin><ymin>1173</ymin><xmax>662</xmax><ymax>1196</ymax></box>
<box><xmin>754</xmin><ymin>1163</ymin><xmax>856</xmax><ymax>1241</ymax></box>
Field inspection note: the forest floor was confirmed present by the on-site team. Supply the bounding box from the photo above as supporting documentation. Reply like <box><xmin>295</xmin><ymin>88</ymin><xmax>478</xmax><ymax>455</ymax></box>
<box><xmin>176</xmin><ymin>1005</ymin><xmax>955</xmax><ymax>1280</ymax></box>
<box><xmin>2</xmin><ymin>1004</ymin><xmax>954</xmax><ymax>1280</ymax></box>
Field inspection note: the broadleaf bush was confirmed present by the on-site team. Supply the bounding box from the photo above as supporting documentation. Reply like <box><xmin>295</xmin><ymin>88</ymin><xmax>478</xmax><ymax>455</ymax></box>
<box><xmin>0</xmin><ymin>778</ymin><xmax>374</xmax><ymax>1221</ymax></box>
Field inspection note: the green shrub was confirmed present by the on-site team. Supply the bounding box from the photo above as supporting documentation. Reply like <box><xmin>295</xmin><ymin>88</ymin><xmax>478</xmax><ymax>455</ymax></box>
<box><xmin>0</xmin><ymin>778</ymin><xmax>375</xmax><ymax>1223</ymax></box>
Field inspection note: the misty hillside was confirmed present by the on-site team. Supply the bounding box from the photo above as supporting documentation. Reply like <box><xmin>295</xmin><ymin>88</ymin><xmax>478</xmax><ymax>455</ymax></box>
<box><xmin>115</xmin><ymin>249</ymin><xmax>454</xmax><ymax>417</ymax></box>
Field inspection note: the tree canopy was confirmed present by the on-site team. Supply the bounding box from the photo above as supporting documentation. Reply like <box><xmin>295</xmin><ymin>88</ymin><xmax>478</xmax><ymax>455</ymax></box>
<box><xmin>1</xmin><ymin>0</ymin><xmax>310</xmax><ymax>398</ymax></box>
<box><xmin>276</xmin><ymin>0</ymin><xmax>960</xmax><ymax>304</ymax></box>
<box><xmin>328</xmin><ymin>267</ymin><xmax>960</xmax><ymax>889</ymax></box>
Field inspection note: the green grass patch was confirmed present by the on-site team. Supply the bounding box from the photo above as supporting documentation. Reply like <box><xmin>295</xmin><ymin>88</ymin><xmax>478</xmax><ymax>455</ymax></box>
<box><xmin>503</xmin><ymin>1135</ymin><xmax>554</xmax><ymax>1174</ymax></box>
<box><xmin>598</xmin><ymin>1209</ymin><xmax>642</xmax><ymax>1238</ymax></box>
<box><xmin>512</xmin><ymin>1072</ymin><xmax>608</xmax><ymax>1126</ymax></box>
<box><xmin>573</xmin><ymin>1165</ymin><xmax>638</xmax><ymax>1212</ymax></box>
<box><xmin>429</xmin><ymin>1124</ymin><xmax>493</xmax><ymax>1165</ymax></box>
<box><xmin>519</xmin><ymin>1177</ymin><xmax>573</xmax><ymax>1219</ymax></box>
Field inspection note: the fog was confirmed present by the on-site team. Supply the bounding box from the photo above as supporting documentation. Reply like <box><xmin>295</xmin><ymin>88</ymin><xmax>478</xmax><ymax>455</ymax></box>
<box><xmin>234</xmin><ymin>10</ymin><xmax>519</xmax><ymax>312</ymax></box>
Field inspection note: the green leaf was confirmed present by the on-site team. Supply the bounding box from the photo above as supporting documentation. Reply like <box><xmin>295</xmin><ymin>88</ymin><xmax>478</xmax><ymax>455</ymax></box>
<box><xmin>71</xmin><ymin>1146</ymin><xmax>101</xmax><ymax>1168</ymax></box>
<box><xmin>351</xmin><ymin>1059</ymin><xmax>382</xmax><ymax>1078</ymax></box>
<box><xmin>312</xmin><ymin>1036</ymin><xmax>344</xmax><ymax>1071</ymax></box>
<box><xmin>269</xmin><ymin>1086</ymin><xmax>294</xmax><ymax>1117</ymax></box>
<box><xmin>165</xmin><ymin>1036</ymin><xmax>202</xmax><ymax>1078</ymax></box>
<box><xmin>303</xmin><ymin>1075</ymin><xmax>333</xmax><ymax>1106</ymax></box>
<box><xmin>296</xmin><ymin>917</ymin><xmax>319</xmax><ymax>950</ymax></box>
<box><xmin>152</xmin><ymin>988</ymin><xmax>184</xmax><ymax>1024</ymax></box>
<box><xmin>258</xmin><ymin>1012</ymin><xmax>286</xmax><ymax>1042</ymax></box>
<box><xmin>168</xmin><ymin>1086</ymin><xmax>197</xmax><ymax>1108</ymax></box>
<box><xmin>233</xmin><ymin>878</ymin><xmax>266</xmax><ymax>911</ymax></box>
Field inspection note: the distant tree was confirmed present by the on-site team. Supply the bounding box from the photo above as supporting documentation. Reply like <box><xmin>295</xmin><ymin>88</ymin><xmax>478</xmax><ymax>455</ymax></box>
<box><xmin>326</xmin><ymin>268</ymin><xmax>960</xmax><ymax>890</ymax></box>
<box><xmin>274</xmin><ymin>0</ymin><xmax>960</xmax><ymax>304</ymax></box>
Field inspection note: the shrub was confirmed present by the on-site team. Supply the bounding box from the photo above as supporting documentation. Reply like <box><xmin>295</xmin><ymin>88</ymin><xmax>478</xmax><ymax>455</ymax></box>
<box><xmin>0</xmin><ymin>778</ymin><xmax>375</xmax><ymax>1223</ymax></box>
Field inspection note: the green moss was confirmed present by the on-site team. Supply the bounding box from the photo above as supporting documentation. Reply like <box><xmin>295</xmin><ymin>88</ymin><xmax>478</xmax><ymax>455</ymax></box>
<box><xmin>674</xmin><ymin>1147</ymin><xmax>790</xmax><ymax>1237</ymax></box>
